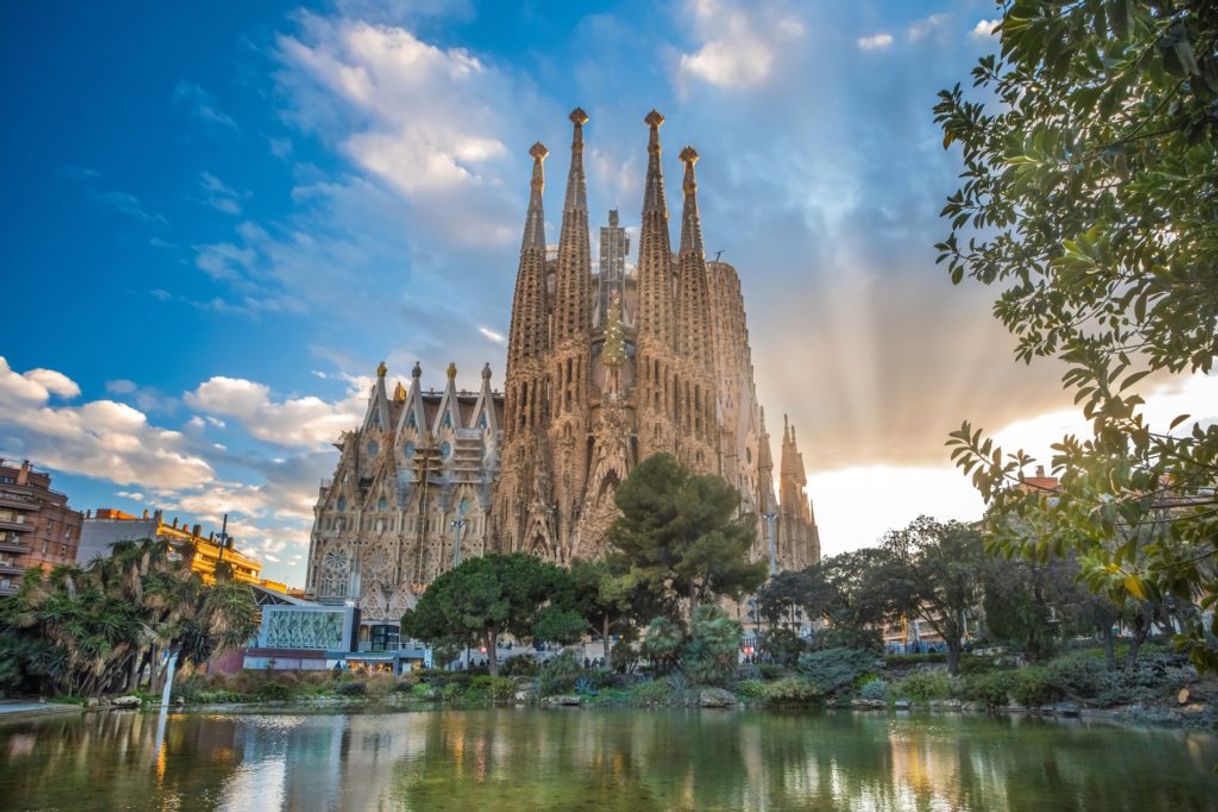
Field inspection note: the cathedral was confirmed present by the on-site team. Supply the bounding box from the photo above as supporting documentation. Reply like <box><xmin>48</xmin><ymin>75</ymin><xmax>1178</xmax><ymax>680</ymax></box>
<box><xmin>305</xmin><ymin>109</ymin><xmax>820</xmax><ymax>635</ymax></box>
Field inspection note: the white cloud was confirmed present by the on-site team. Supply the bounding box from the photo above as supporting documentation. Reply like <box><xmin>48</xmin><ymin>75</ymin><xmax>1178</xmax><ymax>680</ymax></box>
<box><xmin>856</xmin><ymin>32</ymin><xmax>894</xmax><ymax>52</ymax></box>
<box><xmin>172</xmin><ymin>80</ymin><xmax>241</xmax><ymax>132</ymax></box>
<box><xmin>970</xmin><ymin>19</ymin><xmax>1001</xmax><ymax>40</ymax></box>
<box><xmin>184</xmin><ymin>374</ymin><xmax>370</xmax><ymax>449</ymax></box>
<box><xmin>106</xmin><ymin>379</ymin><xmax>137</xmax><ymax>395</ymax></box>
<box><xmin>677</xmin><ymin>0</ymin><xmax>805</xmax><ymax>90</ymax></box>
<box><xmin>0</xmin><ymin>357</ymin><xmax>213</xmax><ymax>490</ymax></box>
<box><xmin>478</xmin><ymin>326</ymin><xmax>505</xmax><ymax>344</ymax></box>
<box><xmin>907</xmin><ymin>13</ymin><xmax>949</xmax><ymax>43</ymax></box>
<box><xmin>195</xmin><ymin>171</ymin><xmax>249</xmax><ymax>215</ymax></box>
<box><xmin>276</xmin><ymin>16</ymin><xmax>512</xmax><ymax>196</ymax></box>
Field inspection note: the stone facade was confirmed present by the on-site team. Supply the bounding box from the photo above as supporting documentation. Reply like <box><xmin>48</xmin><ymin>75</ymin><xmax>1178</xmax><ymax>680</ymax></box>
<box><xmin>494</xmin><ymin>109</ymin><xmax>820</xmax><ymax>570</ymax></box>
<box><xmin>305</xmin><ymin>362</ymin><xmax>503</xmax><ymax>624</ymax></box>
<box><xmin>306</xmin><ymin>108</ymin><xmax>821</xmax><ymax>625</ymax></box>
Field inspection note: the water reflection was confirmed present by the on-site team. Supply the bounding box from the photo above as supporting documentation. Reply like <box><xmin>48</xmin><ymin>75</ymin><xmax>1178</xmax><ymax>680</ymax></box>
<box><xmin>0</xmin><ymin>709</ymin><xmax>1215</xmax><ymax>811</ymax></box>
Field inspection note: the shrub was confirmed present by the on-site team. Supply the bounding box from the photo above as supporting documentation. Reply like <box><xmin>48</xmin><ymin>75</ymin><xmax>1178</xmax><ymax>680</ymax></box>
<box><xmin>336</xmin><ymin>681</ymin><xmax>367</xmax><ymax>697</ymax></box>
<box><xmin>757</xmin><ymin>663</ymin><xmax>787</xmax><ymax>681</ymax></box>
<box><xmin>885</xmin><ymin>652</ymin><xmax>947</xmax><ymax>668</ymax></box>
<box><xmin>442</xmin><ymin>682</ymin><xmax>468</xmax><ymax>703</ymax></box>
<box><xmin>501</xmin><ymin>655</ymin><xmax>540</xmax><ymax>677</ymax></box>
<box><xmin>666</xmin><ymin>671</ymin><xmax>690</xmax><ymax>700</ymax></box>
<box><xmin>574</xmin><ymin>676</ymin><xmax>597</xmax><ymax>697</ymax></box>
<box><xmin>892</xmin><ymin>669</ymin><xmax>955</xmax><ymax>702</ymax></box>
<box><xmin>735</xmin><ymin>679</ymin><xmax>768</xmax><ymax>701</ymax></box>
<box><xmin>632</xmin><ymin>678</ymin><xmax>673</xmax><ymax>705</ymax></box>
<box><xmin>763</xmin><ymin>678</ymin><xmax>822</xmax><ymax>705</ymax></box>
<box><xmin>539</xmin><ymin>651</ymin><xmax>582</xmax><ymax>695</ymax></box>
<box><xmin>961</xmin><ymin>671</ymin><xmax>1014</xmax><ymax>708</ymax></box>
<box><xmin>471</xmin><ymin>675</ymin><xmax>516</xmax><ymax>702</ymax></box>
<box><xmin>684</xmin><ymin>606</ymin><xmax>742</xmax><ymax>687</ymax></box>
<box><xmin>257</xmin><ymin>681</ymin><xmax>293</xmax><ymax>702</ymax></box>
<box><xmin>411</xmin><ymin>682</ymin><xmax>439</xmax><ymax>701</ymax></box>
<box><xmin>797</xmin><ymin>648</ymin><xmax>882</xmax><ymax>694</ymax></box>
<box><xmin>393</xmin><ymin>675</ymin><xmax>420</xmax><ymax>692</ymax></box>
<box><xmin>641</xmin><ymin>617</ymin><xmax>684</xmax><ymax>675</ymax></box>
<box><xmin>759</xmin><ymin>628</ymin><xmax>808</xmax><ymax>667</ymax></box>
<box><xmin>859</xmin><ymin>678</ymin><xmax>888</xmax><ymax>702</ymax></box>
<box><xmin>1010</xmin><ymin>667</ymin><xmax>1060</xmax><ymax>707</ymax></box>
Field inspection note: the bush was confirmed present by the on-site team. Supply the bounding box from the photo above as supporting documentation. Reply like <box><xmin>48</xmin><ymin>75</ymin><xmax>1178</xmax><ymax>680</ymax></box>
<box><xmin>961</xmin><ymin>671</ymin><xmax>1014</xmax><ymax>708</ymax></box>
<box><xmin>257</xmin><ymin>681</ymin><xmax>293</xmax><ymax>702</ymax></box>
<box><xmin>632</xmin><ymin>678</ymin><xmax>673</xmax><ymax>705</ymax></box>
<box><xmin>885</xmin><ymin>652</ymin><xmax>947</xmax><ymax>668</ymax></box>
<box><xmin>735</xmin><ymin>679</ymin><xmax>768</xmax><ymax>700</ymax></box>
<box><xmin>336</xmin><ymin>681</ymin><xmax>367</xmax><ymax>697</ymax></box>
<box><xmin>797</xmin><ymin>648</ymin><xmax>882</xmax><ymax>694</ymax></box>
<box><xmin>757</xmin><ymin>663</ymin><xmax>787</xmax><ymax>681</ymax></box>
<box><xmin>471</xmin><ymin>675</ymin><xmax>515</xmax><ymax>702</ymax></box>
<box><xmin>539</xmin><ymin>651</ymin><xmax>582</xmax><ymax>695</ymax></box>
<box><xmin>759</xmin><ymin>628</ymin><xmax>808</xmax><ymax>667</ymax></box>
<box><xmin>501</xmin><ymin>655</ymin><xmax>539</xmax><ymax>677</ymax></box>
<box><xmin>393</xmin><ymin>675</ymin><xmax>420</xmax><ymax>692</ymax></box>
<box><xmin>666</xmin><ymin>671</ymin><xmax>690</xmax><ymax>700</ymax></box>
<box><xmin>411</xmin><ymin>682</ymin><xmax>440</xmax><ymax>701</ymax></box>
<box><xmin>1010</xmin><ymin>667</ymin><xmax>1060</xmax><ymax>707</ymax></box>
<box><xmin>684</xmin><ymin>606</ymin><xmax>742</xmax><ymax>687</ymax></box>
<box><xmin>641</xmin><ymin>617</ymin><xmax>684</xmax><ymax>675</ymax></box>
<box><xmin>763</xmin><ymin>678</ymin><xmax>822</xmax><ymax>705</ymax></box>
<box><xmin>892</xmin><ymin>669</ymin><xmax>955</xmax><ymax>702</ymax></box>
<box><xmin>859</xmin><ymin>678</ymin><xmax>888</xmax><ymax>702</ymax></box>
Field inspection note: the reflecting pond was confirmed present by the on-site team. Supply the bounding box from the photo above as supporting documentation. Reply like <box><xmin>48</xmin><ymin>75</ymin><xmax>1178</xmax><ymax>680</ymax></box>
<box><xmin>1</xmin><ymin>708</ymin><xmax>1216</xmax><ymax>810</ymax></box>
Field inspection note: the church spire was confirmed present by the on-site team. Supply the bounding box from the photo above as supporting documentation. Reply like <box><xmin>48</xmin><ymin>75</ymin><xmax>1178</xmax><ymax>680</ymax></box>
<box><xmin>507</xmin><ymin>142</ymin><xmax>550</xmax><ymax>374</ymax></box>
<box><xmin>520</xmin><ymin>141</ymin><xmax>548</xmax><ymax>252</ymax></box>
<box><xmin>554</xmin><ymin>108</ymin><xmax>592</xmax><ymax>342</ymax></box>
<box><xmin>637</xmin><ymin>109</ymin><xmax>674</xmax><ymax>347</ymax></box>
<box><xmin>678</xmin><ymin>146</ymin><xmax>704</xmax><ymax>257</ymax></box>
<box><xmin>675</xmin><ymin>145</ymin><xmax>712</xmax><ymax>370</ymax></box>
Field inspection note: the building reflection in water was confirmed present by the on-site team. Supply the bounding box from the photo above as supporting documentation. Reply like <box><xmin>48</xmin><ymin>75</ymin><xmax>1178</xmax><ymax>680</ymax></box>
<box><xmin>0</xmin><ymin>708</ymin><xmax>1217</xmax><ymax>810</ymax></box>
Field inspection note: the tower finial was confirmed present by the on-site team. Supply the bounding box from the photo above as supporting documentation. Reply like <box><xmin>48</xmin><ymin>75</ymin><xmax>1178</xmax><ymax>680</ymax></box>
<box><xmin>521</xmin><ymin>142</ymin><xmax>548</xmax><ymax>252</ymax></box>
<box><xmin>563</xmin><ymin>108</ymin><xmax>588</xmax><ymax>213</ymax></box>
<box><xmin>376</xmin><ymin>360</ymin><xmax>387</xmax><ymax>379</ymax></box>
<box><xmin>678</xmin><ymin>145</ymin><xmax>704</xmax><ymax>257</ymax></box>
<box><xmin>446</xmin><ymin>362</ymin><xmax>457</xmax><ymax>380</ymax></box>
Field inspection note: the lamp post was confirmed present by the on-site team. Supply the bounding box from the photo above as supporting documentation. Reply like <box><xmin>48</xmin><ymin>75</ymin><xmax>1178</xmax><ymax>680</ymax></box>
<box><xmin>762</xmin><ymin>511</ymin><xmax>779</xmax><ymax>577</ymax></box>
<box><xmin>450</xmin><ymin>516</ymin><xmax>467</xmax><ymax>569</ymax></box>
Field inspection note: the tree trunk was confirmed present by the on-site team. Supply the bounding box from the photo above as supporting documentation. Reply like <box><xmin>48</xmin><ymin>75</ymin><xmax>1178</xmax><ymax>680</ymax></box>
<box><xmin>602</xmin><ymin>614</ymin><xmax>612</xmax><ymax>671</ymax></box>
<box><xmin>946</xmin><ymin>638</ymin><xmax>962</xmax><ymax>676</ymax></box>
<box><xmin>485</xmin><ymin>630</ymin><xmax>499</xmax><ymax>677</ymax></box>
<box><xmin>1125</xmin><ymin>606</ymin><xmax>1151</xmax><ymax>673</ymax></box>
<box><xmin>1101</xmin><ymin>625</ymin><xmax>1117</xmax><ymax>671</ymax></box>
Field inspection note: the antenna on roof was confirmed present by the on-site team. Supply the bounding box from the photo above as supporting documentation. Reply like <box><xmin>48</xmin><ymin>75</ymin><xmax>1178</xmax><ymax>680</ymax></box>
<box><xmin>714</xmin><ymin>250</ymin><xmax>724</xmax><ymax>261</ymax></box>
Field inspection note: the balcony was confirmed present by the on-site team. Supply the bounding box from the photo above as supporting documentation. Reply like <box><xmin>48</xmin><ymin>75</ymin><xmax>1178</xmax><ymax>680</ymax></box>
<box><xmin>0</xmin><ymin>537</ymin><xmax>27</xmax><ymax>553</ymax></box>
<box><xmin>0</xmin><ymin>519</ymin><xmax>32</xmax><ymax>533</ymax></box>
<box><xmin>0</xmin><ymin>494</ymin><xmax>36</xmax><ymax>510</ymax></box>
<box><xmin>0</xmin><ymin>560</ymin><xmax>25</xmax><ymax>576</ymax></box>
<box><xmin>0</xmin><ymin>581</ymin><xmax>18</xmax><ymax>595</ymax></box>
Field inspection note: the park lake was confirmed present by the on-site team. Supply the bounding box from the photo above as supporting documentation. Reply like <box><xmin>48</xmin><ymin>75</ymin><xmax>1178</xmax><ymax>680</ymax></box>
<box><xmin>1</xmin><ymin>707</ymin><xmax>1216</xmax><ymax>811</ymax></box>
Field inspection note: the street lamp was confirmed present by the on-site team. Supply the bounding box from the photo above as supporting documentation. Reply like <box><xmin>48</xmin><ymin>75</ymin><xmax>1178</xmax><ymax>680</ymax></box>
<box><xmin>762</xmin><ymin>511</ymin><xmax>778</xmax><ymax>577</ymax></box>
<box><xmin>450</xmin><ymin>516</ymin><xmax>467</xmax><ymax>569</ymax></box>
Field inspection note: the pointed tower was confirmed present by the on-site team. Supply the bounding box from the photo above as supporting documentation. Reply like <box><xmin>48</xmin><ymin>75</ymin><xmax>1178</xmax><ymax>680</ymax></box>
<box><xmin>504</xmin><ymin>142</ymin><xmax>551</xmax><ymax>439</ymax></box>
<box><xmin>674</xmin><ymin>146</ymin><xmax>716</xmax><ymax>463</ymax></box>
<box><xmin>553</xmin><ymin>108</ymin><xmax>592</xmax><ymax>344</ymax></box>
<box><xmin>778</xmin><ymin>417</ymin><xmax>816</xmax><ymax>570</ymax></box>
<box><xmin>636</xmin><ymin>110</ymin><xmax>674</xmax><ymax>347</ymax></box>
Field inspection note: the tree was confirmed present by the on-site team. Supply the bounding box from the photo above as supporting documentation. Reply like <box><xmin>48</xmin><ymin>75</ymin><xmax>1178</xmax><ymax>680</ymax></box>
<box><xmin>0</xmin><ymin>537</ymin><xmax>257</xmax><ymax>698</ymax></box>
<box><xmin>880</xmin><ymin>517</ymin><xmax>987</xmax><ymax>674</ymax></box>
<box><xmin>755</xmin><ymin>570</ymin><xmax>815</xmax><ymax>628</ymax></box>
<box><xmin>981</xmin><ymin>555</ymin><xmax>1076</xmax><ymax>662</ymax></box>
<box><xmin>609</xmin><ymin>454</ymin><xmax>766</xmax><ymax>618</ymax></box>
<box><xmin>565</xmin><ymin>558</ymin><xmax>633</xmax><ymax>670</ymax></box>
<box><xmin>683</xmin><ymin>605</ymin><xmax>742</xmax><ymax>686</ymax></box>
<box><xmin>936</xmin><ymin>0</ymin><xmax>1218</xmax><ymax>671</ymax></box>
<box><xmin>400</xmin><ymin>553</ymin><xmax>579</xmax><ymax>676</ymax></box>
<box><xmin>640</xmin><ymin>616</ymin><xmax>684</xmax><ymax>675</ymax></box>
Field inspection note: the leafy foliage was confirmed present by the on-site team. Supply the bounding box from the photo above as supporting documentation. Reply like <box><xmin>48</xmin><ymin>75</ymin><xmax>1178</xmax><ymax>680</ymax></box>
<box><xmin>683</xmin><ymin>605</ymin><xmax>743</xmax><ymax>687</ymax></box>
<box><xmin>797</xmin><ymin>648</ymin><xmax>882</xmax><ymax>694</ymax></box>
<box><xmin>609</xmin><ymin>454</ymin><xmax>766</xmax><ymax>618</ymax></box>
<box><xmin>401</xmin><ymin>553</ymin><xmax>579</xmax><ymax>676</ymax></box>
<box><xmin>936</xmin><ymin>0</ymin><xmax>1218</xmax><ymax>672</ymax></box>
<box><xmin>0</xmin><ymin>537</ymin><xmax>257</xmax><ymax>698</ymax></box>
<box><xmin>640</xmin><ymin>616</ymin><xmax>684</xmax><ymax>675</ymax></box>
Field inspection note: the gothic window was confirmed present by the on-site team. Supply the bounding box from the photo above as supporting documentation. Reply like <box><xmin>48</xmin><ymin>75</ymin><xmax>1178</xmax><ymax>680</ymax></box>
<box><xmin>440</xmin><ymin>441</ymin><xmax>452</xmax><ymax>459</ymax></box>
<box><xmin>478</xmin><ymin>413</ymin><xmax>487</xmax><ymax>429</ymax></box>
<box><xmin>336</xmin><ymin>496</ymin><xmax>347</xmax><ymax>512</ymax></box>
<box><xmin>404</xmin><ymin>441</ymin><xmax>416</xmax><ymax>458</ymax></box>
<box><xmin>368</xmin><ymin>441</ymin><xmax>379</xmax><ymax>457</ymax></box>
<box><xmin>408</xmin><ymin>412</ymin><xmax>417</xmax><ymax>428</ymax></box>
<box><xmin>377</xmin><ymin>497</ymin><xmax>388</xmax><ymax>511</ymax></box>
<box><xmin>320</xmin><ymin>548</ymin><xmax>350</xmax><ymax>598</ymax></box>
<box><xmin>442</xmin><ymin>412</ymin><xmax>452</xmax><ymax>429</ymax></box>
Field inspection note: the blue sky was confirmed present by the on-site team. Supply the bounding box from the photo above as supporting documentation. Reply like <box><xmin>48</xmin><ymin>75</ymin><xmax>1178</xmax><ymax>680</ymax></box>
<box><xmin>6</xmin><ymin>1</ymin><xmax>1213</xmax><ymax>584</ymax></box>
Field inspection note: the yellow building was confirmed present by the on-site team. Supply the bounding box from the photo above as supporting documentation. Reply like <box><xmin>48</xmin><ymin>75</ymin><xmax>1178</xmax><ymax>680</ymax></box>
<box><xmin>78</xmin><ymin>508</ymin><xmax>285</xmax><ymax>592</ymax></box>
